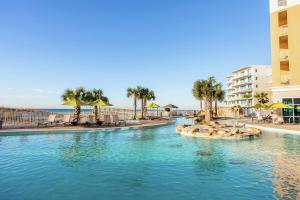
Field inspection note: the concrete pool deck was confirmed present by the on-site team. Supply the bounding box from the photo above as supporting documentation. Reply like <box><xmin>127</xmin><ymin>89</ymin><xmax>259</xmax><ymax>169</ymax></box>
<box><xmin>0</xmin><ymin>119</ymin><xmax>175</xmax><ymax>134</ymax></box>
<box><xmin>239</xmin><ymin>119</ymin><xmax>300</xmax><ymax>135</ymax></box>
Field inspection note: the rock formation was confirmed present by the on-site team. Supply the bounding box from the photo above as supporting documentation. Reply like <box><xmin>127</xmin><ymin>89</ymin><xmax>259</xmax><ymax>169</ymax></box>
<box><xmin>176</xmin><ymin>121</ymin><xmax>261</xmax><ymax>139</ymax></box>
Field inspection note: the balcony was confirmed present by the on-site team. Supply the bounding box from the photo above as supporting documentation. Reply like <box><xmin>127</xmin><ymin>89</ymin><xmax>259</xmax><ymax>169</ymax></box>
<box><xmin>280</xmin><ymin>74</ymin><xmax>291</xmax><ymax>85</ymax></box>
<box><xmin>279</xmin><ymin>25</ymin><xmax>288</xmax><ymax>36</ymax></box>
<box><xmin>231</xmin><ymin>88</ymin><xmax>253</xmax><ymax>94</ymax></box>
<box><xmin>233</xmin><ymin>81</ymin><xmax>252</xmax><ymax>87</ymax></box>
<box><xmin>231</xmin><ymin>73</ymin><xmax>252</xmax><ymax>81</ymax></box>
<box><xmin>278</xmin><ymin>0</ymin><xmax>287</xmax><ymax>7</ymax></box>
<box><xmin>279</xmin><ymin>50</ymin><xmax>289</xmax><ymax>61</ymax></box>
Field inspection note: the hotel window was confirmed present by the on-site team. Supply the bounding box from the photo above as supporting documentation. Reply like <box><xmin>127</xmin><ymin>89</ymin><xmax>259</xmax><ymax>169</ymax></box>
<box><xmin>282</xmin><ymin>98</ymin><xmax>300</xmax><ymax>123</ymax></box>
<box><xmin>256</xmin><ymin>85</ymin><xmax>258</xmax><ymax>88</ymax></box>
<box><xmin>255</xmin><ymin>77</ymin><xmax>258</xmax><ymax>80</ymax></box>
<box><xmin>278</xmin><ymin>10</ymin><xmax>287</xmax><ymax>26</ymax></box>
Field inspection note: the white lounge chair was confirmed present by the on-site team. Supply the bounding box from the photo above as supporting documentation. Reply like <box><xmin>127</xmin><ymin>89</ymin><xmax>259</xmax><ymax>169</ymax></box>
<box><xmin>78</xmin><ymin>115</ymin><xmax>93</xmax><ymax>126</ymax></box>
<box><xmin>103</xmin><ymin>115</ymin><xmax>113</xmax><ymax>126</ymax></box>
<box><xmin>38</xmin><ymin>114</ymin><xmax>56</xmax><ymax>127</ymax></box>
<box><xmin>112</xmin><ymin>115</ymin><xmax>126</xmax><ymax>126</ymax></box>
<box><xmin>275</xmin><ymin>117</ymin><xmax>284</xmax><ymax>124</ymax></box>
<box><xmin>58</xmin><ymin>114</ymin><xmax>72</xmax><ymax>126</ymax></box>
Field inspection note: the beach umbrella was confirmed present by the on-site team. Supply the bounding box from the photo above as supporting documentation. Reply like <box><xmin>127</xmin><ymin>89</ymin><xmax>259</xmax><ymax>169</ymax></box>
<box><xmin>62</xmin><ymin>99</ymin><xmax>90</xmax><ymax>123</ymax></box>
<box><xmin>90</xmin><ymin>99</ymin><xmax>113</xmax><ymax>107</ymax></box>
<box><xmin>89</xmin><ymin>99</ymin><xmax>113</xmax><ymax>121</ymax></box>
<box><xmin>270</xmin><ymin>102</ymin><xmax>293</xmax><ymax>109</ymax></box>
<box><xmin>145</xmin><ymin>102</ymin><xmax>160</xmax><ymax>116</ymax></box>
<box><xmin>145</xmin><ymin>102</ymin><xmax>160</xmax><ymax>108</ymax></box>
<box><xmin>62</xmin><ymin>99</ymin><xmax>89</xmax><ymax>106</ymax></box>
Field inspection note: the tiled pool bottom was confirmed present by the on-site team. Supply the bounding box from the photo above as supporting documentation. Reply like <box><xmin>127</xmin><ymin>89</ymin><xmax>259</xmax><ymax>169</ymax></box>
<box><xmin>1</xmin><ymin>124</ymin><xmax>300</xmax><ymax>200</ymax></box>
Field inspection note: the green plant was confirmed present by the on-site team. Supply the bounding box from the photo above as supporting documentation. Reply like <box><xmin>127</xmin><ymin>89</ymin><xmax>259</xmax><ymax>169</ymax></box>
<box><xmin>62</xmin><ymin>87</ymin><xmax>87</xmax><ymax>123</ymax></box>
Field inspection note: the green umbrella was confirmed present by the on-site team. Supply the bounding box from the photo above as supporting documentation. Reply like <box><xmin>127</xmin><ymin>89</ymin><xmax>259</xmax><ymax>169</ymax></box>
<box><xmin>145</xmin><ymin>102</ymin><xmax>160</xmax><ymax>108</ymax></box>
<box><xmin>270</xmin><ymin>102</ymin><xmax>293</xmax><ymax>109</ymax></box>
<box><xmin>90</xmin><ymin>100</ymin><xmax>113</xmax><ymax>121</ymax></box>
<box><xmin>62</xmin><ymin>99</ymin><xmax>89</xmax><ymax>106</ymax></box>
<box><xmin>90</xmin><ymin>99</ymin><xmax>113</xmax><ymax>107</ymax></box>
<box><xmin>145</xmin><ymin>102</ymin><xmax>160</xmax><ymax>117</ymax></box>
<box><xmin>296</xmin><ymin>105</ymin><xmax>300</xmax><ymax>110</ymax></box>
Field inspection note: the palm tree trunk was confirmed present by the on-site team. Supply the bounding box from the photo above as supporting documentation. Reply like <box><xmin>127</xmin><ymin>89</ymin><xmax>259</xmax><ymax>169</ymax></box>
<box><xmin>74</xmin><ymin>106</ymin><xmax>81</xmax><ymax>123</ymax></box>
<box><xmin>204</xmin><ymin>99</ymin><xmax>211</xmax><ymax>123</ymax></box>
<box><xmin>215</xmin><ymin>101</ymin><xmax>218</xmax><ymax>117</ymax></box>
<box><xmin>133</xmin><ymin>97</ymin><xmax>137</xmax><ymax>120</ymax></box>
<box><xmin>144</xmin><ymin>99</ymin><xmax>147</xmax><ymax>117</ymax></box>
<box><xmin>93</xmin><ymin>106</ymin><xmax>98</xmax><ymax>121</ymax></box>
<box><xmin>141</xmin><ymin>99</ymin><xmax>144</xmax><ymax>119</ymax></box>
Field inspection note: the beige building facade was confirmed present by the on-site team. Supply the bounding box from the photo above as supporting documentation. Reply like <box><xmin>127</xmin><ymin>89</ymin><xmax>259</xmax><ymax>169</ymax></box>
<box><xmin>270</xmin><ymin>0</ymin><xmax>300</xmax><ymax>123</ymax></box>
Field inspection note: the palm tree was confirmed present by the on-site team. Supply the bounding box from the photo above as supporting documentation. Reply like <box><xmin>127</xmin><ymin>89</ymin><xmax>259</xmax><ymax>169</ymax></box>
<box><xmin>138</xmin><ymin>87</ymin><xmax>149</xmax><ymax>119</ymax></box>
<box><xmin>85</xmin><ymin>89</ymin><xmax>109</xmax><ymax>122</ymax></box>
<box><xmin>62</xmin><ymin>87</ymin><xmax>87</xmax><ymax>123</ymax></box>
<box><xmin>143</xmin><ymin>89</ymin><xmax>156</xmax><ymax>116</ymax></box>
<box><xmin>213</xmin><ymin>83</ymin><xmax>225</xmax><ymax>117</ymax></box>
<box><xmin>127</xmin><ymin>86</ymin><xmax>143</xmax><ymax>120</ymax></box>
<box><xmin>254</xmin><ymin>92</ymin><xmax>269</xmax><ymax>104</ymax></box>
<box><xmin>192</xmin><ymin>77</ymin><xmax>217</xmax><ymax>122</ymax></box>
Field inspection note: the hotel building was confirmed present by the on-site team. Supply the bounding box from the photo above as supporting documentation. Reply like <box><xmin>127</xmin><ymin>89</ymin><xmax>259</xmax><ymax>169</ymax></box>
<box><xmin>225</xmin><ymin>65</ymin><xmax>272</xmax><ymax>115</ymax></box>
<box><xmin>270</xmin><ymin>0</ymin><xmax>300</xmax><ymax>123</ymax></box>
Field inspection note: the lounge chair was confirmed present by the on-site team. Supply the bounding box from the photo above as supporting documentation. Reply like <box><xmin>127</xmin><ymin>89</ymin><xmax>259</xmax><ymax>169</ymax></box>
<box><xmin>103</xmin><ymin>115</ymin><xmax>113</xmax><ymax>126</ymax></box>
<box><xmin>112</xmin><ymin>115</ymin><xmax>126</xmax><ymax>126</ymax></box>
<box><xmin>58</xmin><ymin>114</ymin><xmax>72</xmax><ymax>126</ymax></box>
<box><xmin>274</xmin><ymin>117</ymin><xmax>284</xmax><ymax>124</ymax></box>
<box><xmin>78</xmin><ymin>115</ymin><xmax>93</xmax><ymax>126</ymax></box>
<box><xmin>38</xmin><ymin>114</ymin><xmax>57</xmax><ymax>127</ymax></box>
<box><xmin>257</xmin><ymin>116</ymin><xmax>264</xmax><ymax>123</ymax></box>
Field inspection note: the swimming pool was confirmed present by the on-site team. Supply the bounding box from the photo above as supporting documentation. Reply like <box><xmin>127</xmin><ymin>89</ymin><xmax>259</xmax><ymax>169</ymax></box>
<box><xmin>1</xmin><ymin>121</ymin><xmax>300</xmax><ymax>200</ymax></box>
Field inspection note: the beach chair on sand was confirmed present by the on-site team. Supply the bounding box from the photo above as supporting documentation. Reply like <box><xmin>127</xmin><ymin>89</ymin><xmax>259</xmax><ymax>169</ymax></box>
<box><xmin>38</xmin><ymin>114</ymin><xmax>57</xmax><ymax>127</ymax></box>
<box><xmin>112</xmin><ymin>115</ymin><xmax>126</xmax><ymax>126</ymax></box>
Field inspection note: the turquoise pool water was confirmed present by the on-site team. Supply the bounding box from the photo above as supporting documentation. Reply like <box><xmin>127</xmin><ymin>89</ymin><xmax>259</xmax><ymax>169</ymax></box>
<box><xmin>1</xmin><ymin>121</ymin><xmax>300</xmax><ymax>200</ymax></box>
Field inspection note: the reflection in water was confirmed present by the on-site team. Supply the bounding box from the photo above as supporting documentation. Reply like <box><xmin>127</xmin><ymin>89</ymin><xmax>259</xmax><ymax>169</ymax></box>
<box><xmin>59</xmin><ymin>133</ymin><xmax>107</xmax><ymax>167</ymax></box>
<box><xmin>272</xmin><ymin>134</ymin><xmax>300</xmax><ymax>199</ymax></box>
<box><xmin>191</xmin><ymin>139</ymin><xmax>226</xmax><ymax>177</ymax></box>
<box><xmin>272</xmin><ymin>155</ymin><xmax>300</xmax><ymax>199</ymax></box>
<box><xmin>19</xmin><ymin>135</ymin><xmax>28</xmax><ymax>143</ymax></box>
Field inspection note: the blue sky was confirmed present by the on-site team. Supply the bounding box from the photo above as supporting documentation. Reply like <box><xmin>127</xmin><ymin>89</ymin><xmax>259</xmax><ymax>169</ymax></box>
<box><xmin>0</xmin><ymin>0</ymin><xmax>271</xmax><ymax>109</ymax></box>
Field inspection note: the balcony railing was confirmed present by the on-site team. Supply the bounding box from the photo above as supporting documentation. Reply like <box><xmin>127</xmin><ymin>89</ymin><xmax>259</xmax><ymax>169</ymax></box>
<box><xmin>280</xmin><ymin>74</ymin><xmax>291</xmax><ymax>85</ymax></box>
<box><xmin>233</xmin><ymin>81</ymin><xmax>252</xmax><ymax>87</ymax></box>
<box><xmin>279</xmin><ymin>50</ymin><xmax>289</xmax><ymax>61</ymax></box>
<box><xmin>279</xmin><ymin>25</ymin><xmax>288</xmax><ymax>36</ymax></box>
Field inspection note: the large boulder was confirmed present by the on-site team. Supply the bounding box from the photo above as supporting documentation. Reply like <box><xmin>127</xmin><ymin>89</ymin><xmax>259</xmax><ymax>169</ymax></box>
<box><xmin>176</xmin><ymin>124</ymin><xmax>189</xmax><ymax>133</ymax></box>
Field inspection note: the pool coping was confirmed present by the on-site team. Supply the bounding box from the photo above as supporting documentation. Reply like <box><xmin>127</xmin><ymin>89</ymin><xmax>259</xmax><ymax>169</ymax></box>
<box><xmin>244</xmin><ymin>123</ymin><xmax>300</xmax><ymax>135</ymax></box>
<box><xmin>0</xmin><ymin>121</ymin><xmax>175</xmax><ymax>134</ymax></box>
